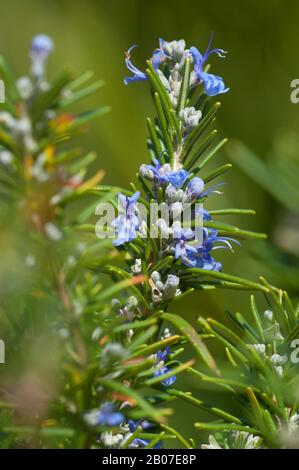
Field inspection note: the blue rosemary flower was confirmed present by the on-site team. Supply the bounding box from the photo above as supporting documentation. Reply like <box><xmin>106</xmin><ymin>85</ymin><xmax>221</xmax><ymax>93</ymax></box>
<box><xmin>190</xmin><ymin>33</ymin><xmax>229</xmax><ymax>96</ymax></box>
<box><xmin>154</xmin><ymin>366</ymin><xmax>176</xmax><ymax>386</ymax></box>
<box><xmin>168</xmin><ymin>169</ymin><xmax>189</xmax><ymax>188</ymax></box>
<box><xmin>98</xmin><ymin>403</ymin><xmax>124</xmax><ymax>426</ymax></box>
<box><xmin>123</xmin><ymin>36</ymin><xmax>228</xmax><ymax>99</ymax></box>
<box><xmin>124</xmin><ymin>45</ymin><xmax>163</xmax><ymax>85</ymax></box>
<box><xmin>151</xmin><ymin>48</ymin><xmax>165</xmax><ymax>69</ymax></box>
<box><xmin>154</xmin><ymin>347</ymin><xmax>176</xmax><ymax>386</ymax></box>
<box><xmin>173</xmin><ymin>226</ymin><xmax>239</xmax><ymax>272</ymax></box>
<box><xmin>124</xmin><ymin>46</ymin><xmax>147</xmax><ymax>85</ymax></box>
<box><xmin>187</xmin><ymin>248</ymin><xmax>223</xmax><ymax>272</ymax></box>
<box><xmin>156</xmin><ymin>347</ymin><xmax>171</xmax><ymax>362</ymax></box>
<box><xmin>173</xmin><ymin>227</ymin><xmax>196</xmax><ymax>262</ymax></box>
<box><xmin>140</xmin><ymin>159</ymin><xmax>189</xmax><ymax>188</ymax></box>
<box><xmin>111</xmin><ymin>192</ymin><xmax>140</xmax><ymax>246</ymax></box>
<box><xmin>128</xmin><ymin>420</ymin><xmax>161</xmax><ymax>449</ymax></box>
<box><xmin>84</xmin><ymin>403</ymin><xmax>124</xmax><ymax>427</ymax></box>
<box><xmin>195</xmin><ymin>207</ymin><xmax>212</xmax><ymax>221</ymax></box>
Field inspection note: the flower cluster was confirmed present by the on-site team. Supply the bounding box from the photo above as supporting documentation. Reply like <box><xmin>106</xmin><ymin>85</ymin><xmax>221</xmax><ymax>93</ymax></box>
<box><xmin>124</xmin><ymin>34</ymin><xmax>229</xmax><ymax>99</ymax></box>
<box><xmin>202</xmin><ymin>431</ymin><xmax>261</xmax><ymax>449</ymax></box>
<box><xmin>85</xmin><ymin>399</ymin><xmax>169</xmax><ymax>449</ymax></box>
<box><xmin>113</xmin><ymin>173</ymin><xmax>237</xmax><ymax>272</ymax></box>
<box><xmin>111</xmin><ymin>35</ymin><xmax>237</xmax><ymax>283</ymax></box>
<box><xmin>250</xmin><ymin>308</ymin><xmax>288</xmax><ymax>377</ymax></box>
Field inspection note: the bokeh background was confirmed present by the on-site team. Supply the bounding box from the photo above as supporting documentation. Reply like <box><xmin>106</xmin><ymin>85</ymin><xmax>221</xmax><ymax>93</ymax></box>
<box><xmin>1</xmin><ymin>0</ymin><xmax>299</xmax><ymax>446</ymax></box>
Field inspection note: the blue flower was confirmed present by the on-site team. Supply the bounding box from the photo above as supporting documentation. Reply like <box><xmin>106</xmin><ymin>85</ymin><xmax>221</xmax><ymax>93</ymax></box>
<box><xmin>196</xmin><ymin>207</ymin><xmax>212</xmax><ymax>221</ymax></box>
<box><xmin>168</xmin><ymin>169</ymin><xmax>189</xmax><ymax>188</ymax></box>
<box><xmin>190</xmin><ymin>33</ymin><xmax>229</xmax><ymax>96</ymax></box>
<box><xmin>188</xmin><ymin>249</ymin><xmax>223</xmax><ymax>272</ymax></box>
<box><xmin>31</xmin><ymin>34</ymin><xmax>54</xmax><ymax>57</ymax></box>
<box><xmin>128</xmin><ymin>420</ymin><xmax>162</xmax><ymax>449</ymax></box>
<box><xmin>151</xmin><ymin>48</ymin><xmax>165</xmax><ymax>69</ymax></box>
<box><xmin>184</xmin><ymin>177</ymin><xmax>205</xmax><ymax>201</ymax></box>
<box><xmin>157</xmin><ymin>347</ymin><xmax>171</xmax><ymax>362</ymax></box>
<box><xmin>84</xmin><ymin>403</ymin><xmax>124</xmax><ymax>427</ymax></box>
<box><xmin>98</xmin><ymin>403</ymin><xmax>124</xmax><ymax>426</ymax></box>
<box><xmin>175</xmin><ymin>228</ymin><xmax>240</xmax><ymax>271</ymax></box>
<box><xmin>141</xmin><ymin>159</ymin><xmax>189</xmax><ymax>188</ymax></box>
<box><xmin>112</xmin><ymin>191</ymin><xmax>140</xmax><ymax>246</ymax></box>
<box><xmin>128</xmin><ymin>419</ymin><xmax>152</xmax><ymax>433</ymax></box>
<box><xmin>154</xmin><ymin>366</ymin><xmax>176</xmax><ymax>386</ymax></box>
<box><xmin>124</xmin><ymin>45</ymin><xmax>147</xmax><ymax>85</ymax></box>
<box><xmin>124</xmin><ymin>45</ymin><xmax>163</xmax><ymax>85</ymax></box>
<box><xmin>173</xmin><ymin>227</ymin><xmax>196</xmax><ymax>262</ymax></box>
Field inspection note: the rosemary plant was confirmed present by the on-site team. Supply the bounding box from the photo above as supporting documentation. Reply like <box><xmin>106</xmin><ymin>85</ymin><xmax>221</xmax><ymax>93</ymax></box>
<box><xmin>89</xmin><ymin>36</ymin><xmax>272</xmax><ymax>448</ymax></box>
<box><xmin>0</xmin><ymin>34</ymin><xmax>297</xmax><ymax>451</ymax></box>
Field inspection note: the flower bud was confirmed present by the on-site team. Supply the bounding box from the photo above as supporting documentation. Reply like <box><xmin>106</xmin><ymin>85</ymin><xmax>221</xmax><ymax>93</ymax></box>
<box><xmin>139</xmin><ymin>164</ymin><xmax>154</xmax><ymax>180</ymax></box>
<box><xmin>270</xmin><ymin>354</ymin><xmax>287</xmax><ymax>366</ymax></box>
<box><xmin>251</xmin><ymin>343</ymin><xmax>266</xmax><ymax>354</ymax></box>
<box><xmin>163</xmin><ymin>274</ymin><xmax>180</xmax><ymax>300</ymax></box>
<box><xmin>31</xmin><ymin>34</ymin><xmax>54</xmax><ymax>57</ymax></box>
<box><xmin>165</xmin><ymin>184</ymin><xmax>184</xmax><ymax>203</ymax></box>
<box><xmin>184</xmin><ymin>177</ymin><xmax>204</xmax><ymax>201</ymax></box>
<box><xmin>264</xmin><ymin>310</ymin><xmax>273</xmax><ymax>321</ymax></box>
<box><xmin>179</xmin><ymin>106</ymin><xmax>202</xmax><ymax>132</ymax></box>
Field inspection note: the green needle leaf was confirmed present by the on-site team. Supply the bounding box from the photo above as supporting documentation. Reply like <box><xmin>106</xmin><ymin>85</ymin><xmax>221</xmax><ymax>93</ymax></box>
<box><xmin>161</xmin><ymin>312</ymin><xmax>217</xmax><ymax>371</ymax></box>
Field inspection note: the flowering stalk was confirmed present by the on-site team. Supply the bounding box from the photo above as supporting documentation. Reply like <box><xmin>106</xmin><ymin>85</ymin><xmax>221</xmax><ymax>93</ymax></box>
<box><xmin>87</xmin><ymin>36</ymin><xmax>269</xmax><ymax>448</ymax></box>
<box><xmin>103</xmin><ymin>36</ymin><xmax>267</xmax><ymax>374</ymax></box>
<box><xmin>114</xmin><ymin>36</ymin><xmax>266</xmax><ymax>287</ymax></box>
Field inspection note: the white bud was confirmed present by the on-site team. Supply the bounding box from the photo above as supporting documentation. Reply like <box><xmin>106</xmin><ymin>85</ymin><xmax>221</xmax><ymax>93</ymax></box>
<box><xmin>165</xmin><ymin>184</ymin><xmax>184</xmax><ymax>203</ymax></box>
<box><xmin>179</xmin><ymin>106</ymin><xmax>202</xmax><ymax>132</ymax></box>
<box><xmin>163</xmin><ymin>274</ymin><xmax>180</xmax><ymax>300</ymax></box>
<box><xmin>101</xmin><ymin>432</ymin><xmax>124</xmax><ymax>449</ymax></box>
<box><xmin>44</xmin><ymin>222</ymin><xmax>62</xmax><ymax>241</ymax></box>
<box><xmin>24</xmin><ymin>254</ymin><xmax>36</xmax><ymax>268</ymax></box>
<box><xmin>139</xmin><ymin>164</ymin><xmax>154</xmax><ymax>180</ymax></box>
<box><xmin>132</xmin><ymin>258</ymin><xmax>142</xmax><ymax>274</ymax></box>
<box><xmin>270</xmin><ymin>354</ymin><xmax>287</xmax><ymax>366</ymax></box>
<box><xmin>17</xmin><ymin>76</ymin><xmax>33</xmax><ymax>100</ymax></box>
<box><xmin>274</xmin><ymin>366</ymin><xmax>284</xmax><ymax>377</ymax></box>
<box><xmin>163</xmin><ymin>328</ymin><xmax>171</xmax><ymax>338</ymax></box>
<box><xmin>251</xmin><ymin>343</ymin><xmax>266</xmax><ymax>354</ymax></box>
<box><xmin>127</xmin><ymin>296</ymin><xmax>138</xmax><ymax>310</ymax></box>
<box><xmin>171</xmin><ymin>201</ymin><xmax>183</xmax><ymax>217</ymax></box>
<box><xmin>156</xmin><ymin>218</ymin><xmax>171</xmax><ymax>238</ymax></box>
<box><xmin>92</xmin><ymin>327</ymin><xmax>103</xmax><ymax>341</ymax></box>
<box><xmin>111</xmin><ymin>298</ymin><xmax>122</xmax><ymax>310</ymax></box>
<box><xmin>264</xmin><ymin>310</ymin><xmax>273</xmax><ymax>321</ymax></box>
<box><xmin>151</xmin><ymin>271</ymin><xmax>161</xmax><ymax>283</ymax></box>
<box><xmin>0</xmin><ymin>150</ymin><xmax>13</xmax><ymax>165</ymax></box>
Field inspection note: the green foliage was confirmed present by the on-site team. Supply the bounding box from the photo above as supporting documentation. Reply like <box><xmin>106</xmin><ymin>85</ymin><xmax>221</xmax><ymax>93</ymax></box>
<box><xmin>193</xmin><ymin>281</ymin><xmax>299</xmax><ymax>448</ymax></box>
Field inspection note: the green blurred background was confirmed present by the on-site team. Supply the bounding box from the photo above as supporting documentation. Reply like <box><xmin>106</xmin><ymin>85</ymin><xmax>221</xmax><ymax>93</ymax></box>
<box><xmin>1</xmin><ymin>0</ymin><xmax>299</xmax><ymax>444</ymax></box>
